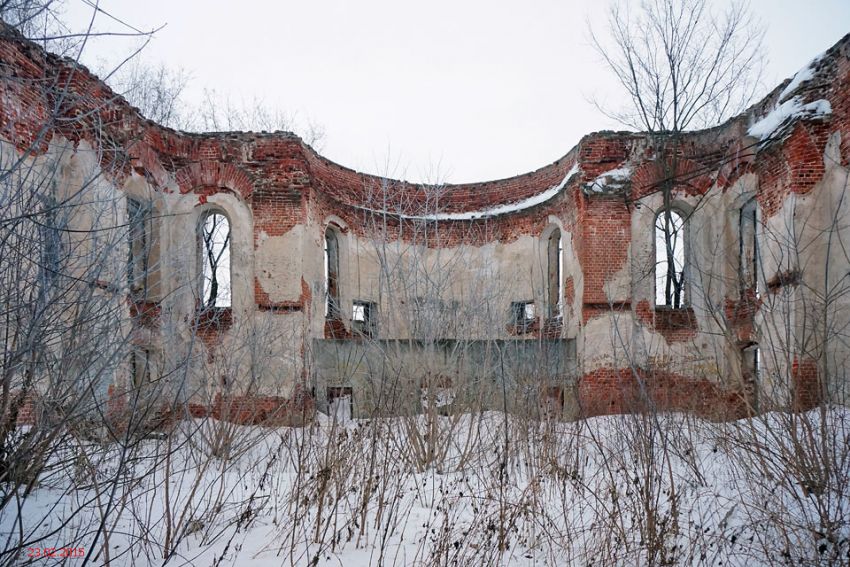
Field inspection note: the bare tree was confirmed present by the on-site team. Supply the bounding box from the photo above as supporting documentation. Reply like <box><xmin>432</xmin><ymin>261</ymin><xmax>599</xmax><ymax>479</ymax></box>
<box><xmin>590</xmin><ymin>0</ymin><xmax>764</xmax><ymax>133</ymax></box>
<box><xmin>106</xmin><ymin>60</ymin><xmax>191</xmax><ymax>129</ymax></box>
<box><xmin>590</xmin><ymin>0</ymin><xmax>764</xmax><ymax>308</ymax></box>
<box><xmin>191</xmin><ymin>88</ymin><xmax>326</xmax><ymax>149</ymax></box>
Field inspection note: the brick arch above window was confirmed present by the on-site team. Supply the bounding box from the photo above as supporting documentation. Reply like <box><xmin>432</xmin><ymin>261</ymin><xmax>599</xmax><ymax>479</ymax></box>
<box><xmin>175</xmin><ymin>161</ymin><xmax>254</xmax><ymax>199</ymax></box>
<box><xmin>631</xmin><ymin>157</ymin><xmax>715</xmax><ymax>201</ymax></box>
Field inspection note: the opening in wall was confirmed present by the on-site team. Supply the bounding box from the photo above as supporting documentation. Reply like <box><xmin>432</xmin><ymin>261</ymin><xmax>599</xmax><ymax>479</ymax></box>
<box><xmin>740</xmin><ymin>197</ymin><xmax>759</xmax><ymax>297</ymax></box>
<box><xmin>40</xmin><ymin>195</ymin><xmax>66</xmax><ymax>293</ymax></box>
<box><xmin>130</xmin><ymin>348</ymin><xmax>150</xmax><ymax>388</ymax></box>
<box><xmin>352</xmin><ymin>300</ymin><xmax>377</xmax><ymax>338</ymax></box>
<box><xmin>127</xmin><ymin>198</ymin><xmax>151</xmax><ymax>298</ymax></box>
<box><xmin>547</xmin><ymin>229</ymin><xmax>563</xmax><ymax>318</ymax></box>
<box><xmin>510</xmin><ymin>301</ymin><xmax>536</xmax><ymax>333</ymax></box>
<box><xmin>199</xmin><ymin>211</ymin><xmax>231</xmax><ymax>309</ymax></box>
<box><xmin>655</xmin><ymin>208</ymin><xmax>687</xmax><ymax>308</ymax></box>
<box><xmin>324</xmin><ymin>227</ymin><xmax>340</xmax><ymax>318</ymax></box>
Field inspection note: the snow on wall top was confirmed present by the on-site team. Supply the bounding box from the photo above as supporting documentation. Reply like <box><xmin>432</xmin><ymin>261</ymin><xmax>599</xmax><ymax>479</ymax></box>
<box><xmin>583</xmin><ymin>165</ymin><xmax>633</xmax><ymax>195</ymax></box>
<box><xmin>747</xmin><ymin>96</ymin><xmax>832</xmax><ymax>141</ymax></box>
<box><xmin>355</xmin><ymin>163</ymin><xmax>582</xmax><ymax>221</ymax></box>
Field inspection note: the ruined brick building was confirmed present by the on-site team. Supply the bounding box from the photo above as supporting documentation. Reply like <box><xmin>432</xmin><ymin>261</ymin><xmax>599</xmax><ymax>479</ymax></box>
<box><xmin>2</xmin><ymin>24</ymin><xmax>850</xmax><ymax>424</ymax></box>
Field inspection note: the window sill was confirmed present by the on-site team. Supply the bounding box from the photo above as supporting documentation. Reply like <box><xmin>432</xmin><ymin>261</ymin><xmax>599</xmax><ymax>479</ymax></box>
<box><xmin>194</xmin><ymin>306</ymin><xmax>233</xmax><ymax>332</ymax></box>
<box><xmin>653</xmin><ymin>306</ymin><xmax>696</xmax><ymax>331</ymax></box>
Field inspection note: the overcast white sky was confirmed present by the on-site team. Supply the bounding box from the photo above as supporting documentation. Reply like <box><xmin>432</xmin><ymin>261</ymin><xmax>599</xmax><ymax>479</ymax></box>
<box><xmin>64</xmin><ymin>1</ymin><xmax>850</xmax><ymax>183</ymax></box>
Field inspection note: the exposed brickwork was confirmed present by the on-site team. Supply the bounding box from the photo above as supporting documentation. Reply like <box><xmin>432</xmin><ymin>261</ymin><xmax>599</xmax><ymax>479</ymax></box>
<box><xmin>564</xmin><ymin>276</ymin><xmax>575</xmax><ymax>317</ymax></box>
<box><xmin>766</xmin><ymin>268</ymin><xmax>802</xmax><ymax>293</ymax></box>
<box><xmin>723</xmin><ymin>288</ymin><xmax>760</xmax><ymax>345</ymax></box>
<box><xmin>791</xmin><ymin>357</ymin><xmax>821</xmax><ymax>412</ymax></box>
<box><xmin>2</xmin><ymin>23</ymin><xmax>848</xmax><ymax>422</ymax></box>
<box><xmin>756</xmin><ymin>123</ymin><xmax>831</xmax><ymax>217</ymax></box>
<box><xmin>194</xmin><ymin>307</ymin><xmax>233</xmax><ymax>358</ymax></box>
<box><xmin>2</xmin><ymin>391</ymin><xmax>37</xmax><ymax>426</ymax></box>
<box><xmin>256</xmin><ymin>276</ymin><xmax>312</xmax><ymax>312</ymax></box>
<box><xmin>201</xmin><ymin>389</ymin><xmax>315</xmax><ymax>426</ymax></box>
<box><xmin>176</xmin><ymin>161</ymin><xmax>255</xmax><ymax>198</ymax></box>
<box><xmin>653</xmin><ymin>306</ymin><xmax>699</xmax><ymax>343</ymax></box>
<box><xmin>541</xmin><ymin>317</ymin><xmax>563</xmax><ymax>339</ymax></box>
<box><xmin>305</xmin><ymin>146</ymin><xmax>577</xmax><ymax>216</ymax></box>
<box><xmin>129</xmin><ymin>300</ymin><xmax>161</xmax><ymax>328</ymax></box>
<box><xmin>576</xmin><ymin>195</ymin><xmax>631</xmax><ymax>309</ymax></box>
<box><xmin>324</xmin><ymin>317</ymin><xmax>353</xmax><ymax>339</ymax></box>
<box><xmin>630</xmin><ymin>155</ymin><xmax>717</xmax><ymax>201</ymax></box>
<box><xmin>107</xmin><ymin>387</ymin><xmax>315</xmax><ymax>429</ymax></box>
<box><xmin>578</xmin><ymin>367</ymin><xmax>748</xmax><ymax>420</ymax></box>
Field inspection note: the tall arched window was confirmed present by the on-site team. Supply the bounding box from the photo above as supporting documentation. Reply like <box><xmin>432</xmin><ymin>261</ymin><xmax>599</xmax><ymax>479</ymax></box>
<box><xmin>655</xmin><ymin>208</ymin><xmax>687</xmax><ymax>308</ymax></box>
<box><xmin>740</xmin><ymin>198</ymin><xmax>759</xmax><ymax>295</ymax></box>
<box><xmin>200</xmin><ymin>212</ymin><xmax>231</xmax><ymax>309</ymax></box>
<box><xmin>547</xmin><ymin>229</ymin><xmax>563</xmax><ymax>318</ymax></box>
<box><xmin>127</xmin><ymin>198</ymin><xmax>150</xmax><ymax>298</ymax></box>
<box><xmin>324</xmin><ymin>227</ymin><xmax>340</xmax><ymax>318</ymax></box>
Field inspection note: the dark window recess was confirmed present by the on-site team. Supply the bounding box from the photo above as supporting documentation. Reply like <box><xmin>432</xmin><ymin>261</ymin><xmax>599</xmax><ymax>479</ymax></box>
<box><xmin>511</xmin><ymin>301</ymin><xmax>536</xmax><ymax>332</ymax></box>
<box><xmin>739</xmin><ymin>198</ymin><xmax>759</xmax><ymax>296</ymax></box>
<box><xmin>130</xmin><ymin>348</ymin><xmax>150</xmax><ymax>387</ymax></box>
<box><xmin>352</xmin><ymin>300</ymin><xmax>377</xmax><ymax>337</ymax></box>
<box><xmin>40</xmin><ymin>196</ymin><xmax>65</xmax><ymax>291</ymax></box>
<box><xmin>127</xmin><ymin>198</ymin><xmax>150</xmax><ymax>298</ymax></box>
<box><xmin>324</xmin><ymin>228</ymin><xmax>340</xmax><ymax>318</ymax></box>
<box><xmin>547</xmin><ymin>229</ymin><xmax>563</xmax><ymax>318</ymax></box>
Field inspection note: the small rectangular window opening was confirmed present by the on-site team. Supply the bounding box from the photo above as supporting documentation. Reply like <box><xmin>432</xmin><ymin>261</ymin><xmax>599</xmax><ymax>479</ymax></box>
<box><xmin>511</xmin><ymin>301</ymin><xmax>536</xmax><ymax>332</ymax></box>
<box><xmin>352</xmin><ymin>300</ymin><xmax>377</xmax><ymax>337</ymax></box>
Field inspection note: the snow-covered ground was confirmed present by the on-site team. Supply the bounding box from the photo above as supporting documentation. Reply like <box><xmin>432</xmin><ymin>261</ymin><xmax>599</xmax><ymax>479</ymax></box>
<box><xmin>1</xmin><ymin>407</ymin><xmax>848</xmax><ymax>566</ymax></box>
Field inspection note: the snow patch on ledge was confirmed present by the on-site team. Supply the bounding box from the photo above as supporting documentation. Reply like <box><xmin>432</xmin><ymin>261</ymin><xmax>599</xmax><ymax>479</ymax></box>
<box><xmin>584</xmin><ymin>165</ymin><xmax>633</xmax><ymax>194</ymax></box>
<box><xmin>356</xmin><ymin>162</ymin><xmax>581</xmax><ymax>221</ymax></box>
<box><xmin>747</xmin><ymin>96</ymin><xmax>832</xmax><ymax>141</ymax></box>
<box><xmin>778</xmin><ymin>52</ymin><xmax>825</xmax><ymax>102</ymax></box>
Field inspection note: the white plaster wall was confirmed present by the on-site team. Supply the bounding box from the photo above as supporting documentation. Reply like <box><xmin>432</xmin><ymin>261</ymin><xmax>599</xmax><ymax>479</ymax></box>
<box><xmin>302</xmin><ymin>214</ymin><xmax>580</xmax><ymax>341</ymax></box>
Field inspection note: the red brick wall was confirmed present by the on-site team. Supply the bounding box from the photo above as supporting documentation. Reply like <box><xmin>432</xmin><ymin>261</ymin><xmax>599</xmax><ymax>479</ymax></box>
<box><xmin>578</xmin><ymin>367</ymin><xmax>749</xmax><ymax>420</ymax></box>
<box><xmin>791</xmin><ymin>356</ymin><xmax>821</xmax><ymax>411</ymax></box>
<box><xmin>575</xmin><ymin>194</ymin><xmax>631</xmax><ymax>312</ymax></box>
<box><xmin>2</xmin><ymin>25</ymin><xmax>848</xmax><ymax>422</ymax></box>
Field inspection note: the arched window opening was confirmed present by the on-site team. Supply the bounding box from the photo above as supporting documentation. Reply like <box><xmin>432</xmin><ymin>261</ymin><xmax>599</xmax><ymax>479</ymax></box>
<box><xmin>655</xmin><ymin>209</ymin><xmax>687</xmax><ymax>308</ymax></box>
<box><xmin>200</xmin><ymin>212</ymin><xmax>231</xmax><ymax>309</ymax></box>
<box><xmin>324</xmin><ymin>227</ymin><xmax>340</xmax><ymax>318</ymax></box>
<box><xmin>740</xmin><ymin>198</ymin><xmax>759</xmax><ymax>296</ymax></box>
<box><xmin>130</xmin><ymin>347</ymin><xmax>150</xmax><ymax>388</ymax></box>
<box><xmin>40</xmin><ymin>195</ymin><xmax>65</xmax><ymax>292</ymax></box>
<box><xmin>547</xmin><ymin>229</ymin><xmax>563</xmax><ymax>318</ymax></box>
<box><xmin>127</xmin><ymin>198</ymin><xmax>150</xmax><ymax>298</ymax></box>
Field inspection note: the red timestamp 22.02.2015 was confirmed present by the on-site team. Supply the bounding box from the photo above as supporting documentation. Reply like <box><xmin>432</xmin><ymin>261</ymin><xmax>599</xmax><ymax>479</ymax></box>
<box><xmin>25</xmin><ymin>547</ymin><xmax>85</xmax><ymax>559</ymax></box>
